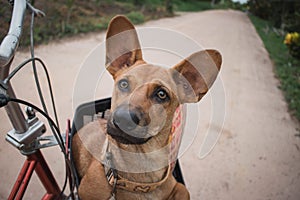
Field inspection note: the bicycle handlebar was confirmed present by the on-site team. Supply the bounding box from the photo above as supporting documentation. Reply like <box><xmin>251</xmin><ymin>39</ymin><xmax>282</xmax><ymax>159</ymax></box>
<box><xmin>0</xmin><ymin>0</ymin><xmax>29</xmax><ymax>134</ymax></box>
<box><xmin>0</xmin><ymin>0</ymin><xmax>27</xmax><ymax>71</ymax></box>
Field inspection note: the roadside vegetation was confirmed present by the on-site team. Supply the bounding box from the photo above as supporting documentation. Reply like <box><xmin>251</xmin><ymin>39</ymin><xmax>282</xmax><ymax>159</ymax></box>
<box><xmin>247</xmin><ymin>1</ymin><xmax>300</xmax><ymax>122</ymax></box>
<box><xmin>0</xmin><ymin>0</ymin><xmax>215</xmax><ymax>47</ymax></box>
<box><xmin>249</xmin><ymin>15</ymin><xmax>300</xmax><ymax>121</ymax></box>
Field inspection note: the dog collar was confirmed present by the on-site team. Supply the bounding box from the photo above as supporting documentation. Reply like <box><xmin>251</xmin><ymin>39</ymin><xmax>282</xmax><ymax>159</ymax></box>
<box><xmin>106</xmin><ymin>164</ymin><xmax>171</xmax><ymax>193</ymax></box>
<box><xmin>104</xmin><ymin>146</ymin><xmax>171</xmax><ymax>194</ymax></box>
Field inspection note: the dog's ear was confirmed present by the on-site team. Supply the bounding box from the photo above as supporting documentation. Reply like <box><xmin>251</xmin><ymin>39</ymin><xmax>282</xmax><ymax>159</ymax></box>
<box><xmin>171</xmin><ymin>49</ymin><xmax>222</xmax><ymax>103</ymax></box>
<box><xmin>105</xmin><ymin>15</ymin><xmax>143</xmax><ymax>78</ymax></box>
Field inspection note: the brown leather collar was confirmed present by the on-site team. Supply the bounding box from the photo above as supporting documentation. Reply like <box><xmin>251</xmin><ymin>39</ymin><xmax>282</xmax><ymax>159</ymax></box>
<box><xmin>107</xmin><ymin>165</ymin><xmax>171</xmax><ymax>193</ymax></box>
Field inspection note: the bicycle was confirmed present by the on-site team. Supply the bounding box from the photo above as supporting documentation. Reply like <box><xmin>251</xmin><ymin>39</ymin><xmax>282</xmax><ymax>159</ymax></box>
<box><xmin>0</xmin><ymin>0</ymin><xmax>75</xmax><ymax>199</ymax></box>
<box><xmin>0</xmin><ymin>1</ymin><xmax>186</xmax><ymax>199</ymax></box>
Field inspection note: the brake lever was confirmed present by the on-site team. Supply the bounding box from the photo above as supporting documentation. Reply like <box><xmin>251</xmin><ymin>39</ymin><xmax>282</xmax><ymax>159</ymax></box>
<box><xmin>26</xmin><ymin>1</ymin><xmax>46</xmax><ymax>17</ymax></box>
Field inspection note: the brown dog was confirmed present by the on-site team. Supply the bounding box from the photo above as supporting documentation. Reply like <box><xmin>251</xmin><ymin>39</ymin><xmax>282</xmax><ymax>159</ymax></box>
<box><xmin>72</xmin><ymin>15</ymin><xmax>222</xmax><ymax>200</ymax></box>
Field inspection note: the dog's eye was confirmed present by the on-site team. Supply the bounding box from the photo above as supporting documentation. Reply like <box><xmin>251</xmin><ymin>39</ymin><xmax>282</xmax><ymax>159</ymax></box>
<box><xmin>118</xmin><ymin>79</ymin><xmax>129</xmax><ymax>91</ymax></box>
<box><xmin>155</xmin><ymin>89</ymin><xmax>169</xmax><ymax>102</ymax></box>
<box><xmin>157</xmin><ymin>90</ymin><xmax>167</xmax><ymax>99</ymax></box>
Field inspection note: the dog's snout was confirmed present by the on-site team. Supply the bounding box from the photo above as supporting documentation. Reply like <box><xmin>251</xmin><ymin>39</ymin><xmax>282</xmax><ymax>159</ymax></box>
<box><xmin>113</xmin><ymin>108</ymin><xmax>140</xmax><ymax>132</ymax></box>
<box><xmin>108</xmin><ymin>106</ymin><xmax>153</xmax><ymax>144</ymax></box>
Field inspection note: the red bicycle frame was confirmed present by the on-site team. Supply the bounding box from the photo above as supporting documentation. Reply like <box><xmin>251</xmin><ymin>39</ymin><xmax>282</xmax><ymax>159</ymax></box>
<box><xmin>8</xmin><ymin>150</ymin><xmax>61</xmax><ymax>200</ymax></box>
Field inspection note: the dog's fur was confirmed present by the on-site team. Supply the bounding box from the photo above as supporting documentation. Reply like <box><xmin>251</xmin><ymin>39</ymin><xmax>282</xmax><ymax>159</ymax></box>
<box><xmin>72</xmin><ymin>16</ymin><xmax>222</xmax><ymax>200</ymax></box>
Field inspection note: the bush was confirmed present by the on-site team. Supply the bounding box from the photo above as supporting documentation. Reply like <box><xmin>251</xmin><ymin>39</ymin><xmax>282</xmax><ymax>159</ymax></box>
<box><xmin>284</xmin><ymin>32</ymin><xmax>300</xmax><ymax>59</ymax></box>
<box><xmin>248</xmin><ymin>0</ymin><xmax>300</xmax><ymax>32</ymax></box>
<box><xmin>247</xmin><ymin>0</ymin><xmax>271</xmax><ymax>20</ymax></box>
<box><xmin>173</xmin><ymin>0</ymin><xmax>212</xmax><ymax>12</ymax></box>
<box><xmin>248</xmin><ymin>0</ymin><xmax>300</xmax><ymax>58</ymax></box>
<box><xmin>126</xmin><ymin>11</ymin><xmax>145</xmax><ymax>24</ymax></box>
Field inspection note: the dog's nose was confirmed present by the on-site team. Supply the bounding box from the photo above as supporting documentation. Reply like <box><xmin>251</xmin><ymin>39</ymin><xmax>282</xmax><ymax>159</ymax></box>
<box><xmin>113</xmin><ymin>108</ymin><xmax>140</xmax><ymax>132</ymax></box>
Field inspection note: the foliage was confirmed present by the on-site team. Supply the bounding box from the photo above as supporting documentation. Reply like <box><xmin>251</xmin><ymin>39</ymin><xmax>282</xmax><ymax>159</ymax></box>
<box><xmin>247</xmin><ymin>0</ymin><xmax>271</xmax><ymax>20</ymax></box>
<box><xmin>0</xmin><ymin>0</ymin><xmax>170</xmax><ymax>47</ymax></box>
<box><xmin>165</xmin><ymin>0</ymin><xmax>173</xmax><ymax>15</ymax></box>
<box><xmin>247</xmin><ymin>0</ymin><xmax>300</xmax><ymax>32</ymax></box>
<box><xmin>213</xmin><ymin>0</ymin><xmax>247</xmax><ymax>11</ymax></box>
<box><xmin>250</xmin><ymin>15</ymin><xmax>300</xmax><ymax>121</ymax></box>
<box><xmin>284</xmin><ymin>32</ymin><xmax>300</xmax><ymax>59</ymax></box>
<box><xmin>126</xmin><ymin>11</ymin><xmax>145</xmax><ymax>24</ymax></box>
<box><xmin>248</xmin><ymin>0</ymin><xmax>300</xmax><ymax>63</ymax></box>
<box><xmin>173</xmin><ymin>0</ymin><xmax>212</xmax><ymax>12</ymax></box>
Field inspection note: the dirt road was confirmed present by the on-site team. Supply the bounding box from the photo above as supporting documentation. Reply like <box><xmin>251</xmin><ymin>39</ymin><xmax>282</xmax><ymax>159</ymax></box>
<box><xmin>1</xmin><ymin>10</ymin><xmax>300</xmax><ymax>199</ymax></box>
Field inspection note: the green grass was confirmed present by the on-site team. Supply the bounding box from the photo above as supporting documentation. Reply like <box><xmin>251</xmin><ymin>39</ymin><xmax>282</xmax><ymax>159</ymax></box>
<box><xmin>173</xmin><ymin>0</ymin><xmax>212</xmax><ymax>12</ymax></box>
<box><xmin>126</xmin><ymin>11</ymin><xmax>145</xmax><ymax>24</ymax></box>
<box><xmin>249</xmin><ymin>15</ymin><xmax>300</xmax><ymax>121</ymax></box>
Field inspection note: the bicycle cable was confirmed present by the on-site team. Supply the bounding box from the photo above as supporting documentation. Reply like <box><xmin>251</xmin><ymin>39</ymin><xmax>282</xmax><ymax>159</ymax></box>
<box><xmin>3</xmin><ymin>57</ymin><xmax>66</xmax><ymax>145</ymax></box>
<box><xmin>3</xmin><ymin>1</ymin><xmax>77</xmax><ymax>198</ymax></box>
<box><xmin>3</xmin><ymin>56</ymin><xmax>75</xmax><ymax>198</ymax></box>
<box><xmin>29</xmin><ymin>7</ymin><xmax>61</xmax><ymax>134</ymax></box>
<box><xmin>28</xmin><ymin>4</ymin><xmax>76</xmax><ymax>197</ymax></box>
<box><xmin>1</xmin><ymin>96</ymin><xmax>65</xmax><ymax>152</ymax></box>
<box><xmin>0</xmin><ymin>94</ymin><xmax>73</xmax><ymax>198</ymax></box>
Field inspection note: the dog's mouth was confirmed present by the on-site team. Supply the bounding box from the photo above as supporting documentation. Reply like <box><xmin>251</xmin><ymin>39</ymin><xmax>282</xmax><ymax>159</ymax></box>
<box><xmin>107</xmin><ymin>119</ymin><xmax>152</xmax><ymax>145</ymax></box>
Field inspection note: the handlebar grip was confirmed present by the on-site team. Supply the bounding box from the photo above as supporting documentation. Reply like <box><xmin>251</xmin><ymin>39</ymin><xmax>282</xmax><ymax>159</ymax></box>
<box><xmin>0</xmin><ymin>0</ymin><xmax>27</xmax><ymax>69</ymax></box>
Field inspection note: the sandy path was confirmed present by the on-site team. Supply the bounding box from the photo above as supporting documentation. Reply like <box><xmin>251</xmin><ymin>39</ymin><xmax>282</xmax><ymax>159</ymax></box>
<box><xmin>1</xmin><ymin>10</ymin><xmax>300</xmax><ymax>199</ymax></box>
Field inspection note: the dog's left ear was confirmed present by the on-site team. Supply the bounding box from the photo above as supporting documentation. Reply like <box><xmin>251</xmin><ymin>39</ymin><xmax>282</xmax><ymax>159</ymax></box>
<box><xmin>105</xmin><ymin>15</ymin><xmax>143</xmax><ymax>78</ymax></box>
<box><xmin>170</xmin><ymin>49</ymin><xmax>222</xmax><ymax>103</ymax></box>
